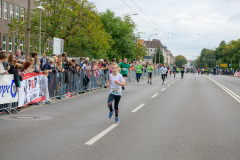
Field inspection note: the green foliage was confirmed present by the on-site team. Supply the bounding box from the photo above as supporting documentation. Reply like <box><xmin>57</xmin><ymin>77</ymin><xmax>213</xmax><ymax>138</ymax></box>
<box><xmin>152</xmin><ymin>46</ymin><xmax>164</xmax><ymax>64</ymax></box>
<box><xmin>197</xmin><ymin>39</ymin><xmax>240</xmax><ymax>69</ymax></box>
<box><xmin>100</xmin><ymin>9</ymin><xmax>139</xmax><ymax>60</ymax></box>
<box><xmin>8</xmin><ymin>0</ymin><xmax>112</xmax><ymax>57</ymax></box>
<box><xmin>174</xmin><ymin>55</ymin><xmax>187</xmax><ymax>67</ymax></box>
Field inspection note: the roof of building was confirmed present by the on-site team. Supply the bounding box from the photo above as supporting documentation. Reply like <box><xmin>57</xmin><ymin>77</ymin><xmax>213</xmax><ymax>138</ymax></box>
<box><xmin>144</xmin><ymin>39</ymin><xmax>164</xmax><ymax>48</ymax></box>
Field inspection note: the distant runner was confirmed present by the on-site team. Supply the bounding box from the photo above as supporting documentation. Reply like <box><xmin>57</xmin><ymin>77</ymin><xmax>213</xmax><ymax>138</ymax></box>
<box><xmin>173</xmin><ymin>65</ymin><xmax>177</xmax><ymax>78</ymax></box>
<box><xmin>147</xmin><ymin>62</ymin><xmax>154</xmax><ymax>85</ymax></box>
<box><xmin>181</xmin><ymin>65</ymin><xmax>185</xmax><ymax>79</ymax></box>
<box><xmin>134</xmin><ymin>61</ymin><xmax>143</xmax><ymax>85</ymax></box>
<box><xmin>119</xmin><ymin>58</ymin><xmax>130</xmax><ymax>90</ymax></box>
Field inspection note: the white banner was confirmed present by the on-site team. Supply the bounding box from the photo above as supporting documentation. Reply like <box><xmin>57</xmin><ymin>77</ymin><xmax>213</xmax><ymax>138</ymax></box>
<box><xmin>0</xmin><ymin>74</ymin><xmax>18</xmax><ymax>104</ymax></box>
<box><xmin>18</xmin><ymin>72</ymin><xmax>45</xmax><ymax>107</ymax></box>
<box><xmin>53</xmin><ymin>37</ymin><xmax>64</xmax><ymax>55</ymax></box>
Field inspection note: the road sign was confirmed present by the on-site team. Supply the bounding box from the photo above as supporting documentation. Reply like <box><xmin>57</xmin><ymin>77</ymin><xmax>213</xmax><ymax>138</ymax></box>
<box><xmin>53</xmin><ymin>37</ymin><xmax>64</xmax><ymax>55</ymax></box>
<box><xmin>144</xmin><ymin>56</ymin><xmax>152</xmax><ymax>59</ymax></box>
<box><xmin>220</xmin><ymin>64</ymin><xmax>228</xmax><ymax>67</ymax></box>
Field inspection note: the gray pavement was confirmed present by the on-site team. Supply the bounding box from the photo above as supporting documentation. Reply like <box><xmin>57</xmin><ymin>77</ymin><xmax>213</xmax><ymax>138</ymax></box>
<box><xmin>0</xmin><ymin>73</ymin><xmax>240</xmax><ymax>160</ymax></box>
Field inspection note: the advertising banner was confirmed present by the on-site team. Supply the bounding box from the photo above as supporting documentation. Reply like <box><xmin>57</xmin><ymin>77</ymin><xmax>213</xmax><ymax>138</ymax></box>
<box><xmin>18</xmin><ymin>72</ymin><xmax>45</xmax><ymax>107</ymax></box>
<box><xmin>234</xmin><ymin>72</ymin><xmax>240</xmax><ymax>77</ymax></box>
<box><xmin>0</xmin><ymin>74</ymin><xmax>18</xmax><ymax>104</ymax></box>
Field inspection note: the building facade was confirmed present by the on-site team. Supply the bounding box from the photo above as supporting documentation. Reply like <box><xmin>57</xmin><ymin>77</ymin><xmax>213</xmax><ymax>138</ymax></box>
<box><xmin>0</xmin><ymin>0</ymin><xmax>35</xmax><ymax>53</ymax></box>
<box><xmin>144</xmin><ymin>39</ymin><xmax>163</xmax><ymax>61</ymax></box>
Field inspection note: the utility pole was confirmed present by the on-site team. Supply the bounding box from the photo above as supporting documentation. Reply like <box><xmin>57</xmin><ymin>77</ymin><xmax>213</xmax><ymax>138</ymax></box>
<box><xmin>26</xmin><ymin>0</ymin><xmax>31</xmax><ymax>58</ymax></box>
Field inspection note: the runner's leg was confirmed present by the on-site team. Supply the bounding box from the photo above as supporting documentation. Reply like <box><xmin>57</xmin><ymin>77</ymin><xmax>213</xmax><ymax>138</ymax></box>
<box><xmin>107</xmin><ymin>94</ymin><xmax>114</xmax><ymax>112</ymax></box>
<box><xmin>114</xmin><ymin>95</ymin><xmax>121</xmax><ymax>118</ymax></box>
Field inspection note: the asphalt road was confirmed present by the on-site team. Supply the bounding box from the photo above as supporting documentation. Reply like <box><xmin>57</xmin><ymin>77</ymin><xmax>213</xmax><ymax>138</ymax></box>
<box><xmin>0</xmin><ymin>73</ymin><xmax>240</xmax><ymax>160</ymax></box>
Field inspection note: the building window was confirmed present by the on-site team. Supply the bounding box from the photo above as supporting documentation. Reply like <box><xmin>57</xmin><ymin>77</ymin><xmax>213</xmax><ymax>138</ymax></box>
<box><xmin>10</xmin><ymin>4</ymin><xmax>13</xmax><ymax>20</ymax></box>
<box><xmin>9</xmin><ymin>36</ymin><xmax>12</xmax><ymax>52</ymax></box>
<box><xmin>3</xmin><ymin>34</ymin><xmax>7</xmax><ymax>51</ymax></box>
<box><xmin>4</xmin><ymin>2</ymin><xmax>8</xmax><ymax>19</ymax></box>
<box><xmin>150</xmin><ymin>49</ymin><xmax>152</xmax><ymax>51</ymax></box>
<box><xmin>15</xmin><ymin>36</ymin><xmax>18</xmax><ymax>51</ymax></box>
<box><xmin>0</xmin><ymin>0</ymin><xmax>2</xmax><ymax>18</ymax></box>
<box><xmin>16</xmin><ymin>6</ymin><xmax>19</xmax><ymax>20</ymax></box>
<box><xmin>21</xmin><ymin>8</ymin><xmax>24</xmax><ymax>20</ymax></box>
<box><xmin>20</xmin><ymin>39</ymin><xmax>23</xmax><ymax>50</ymax></box>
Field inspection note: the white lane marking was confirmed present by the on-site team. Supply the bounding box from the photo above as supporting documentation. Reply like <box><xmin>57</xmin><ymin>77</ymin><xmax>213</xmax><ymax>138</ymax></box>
<box><xmin>161</xmin><ymin>88</ymin><xmax>166</xmax><ymax>91</ymax></box>
<box><xmin>167</xmin><ymin>84</ymin><xmax>170</xmax><ymax>87</ymax></box>
<box><xmin>85</xmin><ymin>124</ymin><xmax>118</xmax><ymax>145</ymax></box>
<box><xmin>132</xmin><ymin>103</ymin><xmax>145</xmax><ymax>112</ymax></box>
<box><xmin>151</xmin><ymin>93</ymin><xmax>159</xmax><ymax>98</ymax></box>
<box><xmin>172</xmin><ymin>82</ymin><xmax>174</xmax><ymax>84</ymax></box>
<box><xmin>175</xmin><ymin>80</ymin><xmax>177</xmax><ymax>81</ymax></box>
<box><xmin>204</xmin><ymin>76</ymin><xmax>240</xmax><ymax>103</ymax></box>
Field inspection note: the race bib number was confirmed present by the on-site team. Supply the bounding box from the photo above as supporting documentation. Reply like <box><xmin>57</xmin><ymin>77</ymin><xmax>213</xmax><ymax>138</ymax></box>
<box><xmin>110</xmin><ymin>88</ymin><xmax>120</xmax><ymax>94</ymax></box>
<box><xmin>136</xmin><ymin>69</ymin><xmax>140</xmax><ymax>71</ymax></box>
<box><xmin>122</xmin><ymin>68</ymin><xmax>127</xmax><ymax>71</ymax></box>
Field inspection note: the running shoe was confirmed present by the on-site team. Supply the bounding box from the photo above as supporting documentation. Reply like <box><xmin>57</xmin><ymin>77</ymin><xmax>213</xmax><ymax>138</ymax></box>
<box><xmin>147</xmin><ymin>81</ymin><xmax>149</xmax><ymax>83</ymax></box>
<box><xmin>150</xmin><ymin>82</ymin><xmax>152</xmax><ymax>85</ymax></box>
<box><xmin>115</xmin><ymin>117</ymin><xmax>119</xmax><ymax>124</ymax></box>
<box><xmin>109</xmin><ymin>110</ymin><xmax>114</xmax><ymax>119</ymax></box>
<box><xmin>122</xmin><ymin>86</ymin><xmax>125</xmax><ymax>90</ymax></box>
<box><xmin>45</xmin><ymin>101</ymin><xmax>52</xmax><ymax>105</ymax></box>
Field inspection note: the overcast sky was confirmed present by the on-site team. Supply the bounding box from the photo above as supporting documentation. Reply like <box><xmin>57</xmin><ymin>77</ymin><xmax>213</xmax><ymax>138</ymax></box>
<box><xmin>90</xmin><ymin>0</ymin><xmax>240</xmax><ymax>60</ymax></box>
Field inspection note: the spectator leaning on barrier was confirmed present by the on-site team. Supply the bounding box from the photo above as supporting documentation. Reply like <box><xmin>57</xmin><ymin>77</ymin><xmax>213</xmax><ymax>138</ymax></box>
<box><xmin>42</xmin><ymin>70</ymin><xmax>51</xmax><ymax>104</ymax></box>
<box><xmin>50</xmin><ymin>59</ymin><xmax>58</xmax><ymax>73</ymax></box>
<box><xmin>62</xmin><ymin>52</ymin><xmax>68</xmax><ymax>63</ymax></box>
<box><xmin>22</xmin><ymin>60</ymin><xmax>31</xmax><ymax>74</ymax></box>
<box><xmin>7</xmin><ymin>54</ymin><xmax>17</xmax><ymax>71</ymax></box>
<box><xmin>8</xmin><ymin>63</ymin><xmax>23</xmax><ymax>92</ymax></box>
<box><xmin>40</xmin><ymin>54</ymin><xmax>47</xmax><ymax>71</ymax></box>
<box><xmin>43</xmin><ymin>58</ymin><xmax>51</xmax><ymax>71</ymax></box>
<box><xmin>0</xmin><ymin>52</ymin><xmax>8</xmax><ymax>74</ymax></box>
<box><xmin>31</xmin><ymin>51</ymin><xmax>40</xmax><ymax>73</ymax></box>
<box><xmin>2</xmin><ymin>52</ymin><xmax>10</xmax><ymax>70</ymax></box>
<box><xmin>81</xmin><ymin>60</ymin><xmax>90</xmax><ymax>89</ymax></box>
<box><xmin>15</xmin><ymin>49</ymin><xmax>25</xmax><ymax>63</ymax></box>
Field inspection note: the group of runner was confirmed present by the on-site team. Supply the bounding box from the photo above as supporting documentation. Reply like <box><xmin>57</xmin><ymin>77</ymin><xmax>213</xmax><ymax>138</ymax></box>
<box><xmin>105</xmin><ymin>58</ymin><xmax>183</xmax><ymax>124</ymax></box>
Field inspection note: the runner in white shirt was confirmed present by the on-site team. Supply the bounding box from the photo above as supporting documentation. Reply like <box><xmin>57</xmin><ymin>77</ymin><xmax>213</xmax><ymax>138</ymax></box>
<box><xmin>106</xmin><ymin>63</ymin><xmax>126</xmax><ymax>124</ymax></box>
<box><xmin>160</xmin><ymin>64</ymin><xmax>168</xmax><ymax>84</ymax></box>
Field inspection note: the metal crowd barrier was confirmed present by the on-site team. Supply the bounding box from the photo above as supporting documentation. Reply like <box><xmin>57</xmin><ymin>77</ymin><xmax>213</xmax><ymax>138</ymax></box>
<box><xmin>0</xmin><ymin>102</ymin><xmax>19</xmax><ymax>114</ymax></box>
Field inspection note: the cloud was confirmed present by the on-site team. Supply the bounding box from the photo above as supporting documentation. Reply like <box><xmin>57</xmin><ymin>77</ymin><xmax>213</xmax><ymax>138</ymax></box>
<box><xmin>90</xmin><ymin>0</ymin><xmax>240</xmax><ymax>59</ymax></box>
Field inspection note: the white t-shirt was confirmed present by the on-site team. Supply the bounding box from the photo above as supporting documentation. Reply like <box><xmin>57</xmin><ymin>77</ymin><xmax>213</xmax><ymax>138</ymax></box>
<box><xmin>109</xmin><ymin>73</ymin><xmax>125</xmax><ymax>96</ymax></box>
<box><xmin>161</xmin><ymin>67</ymin><xmax>168</xmax><ymax>74</ymax></box>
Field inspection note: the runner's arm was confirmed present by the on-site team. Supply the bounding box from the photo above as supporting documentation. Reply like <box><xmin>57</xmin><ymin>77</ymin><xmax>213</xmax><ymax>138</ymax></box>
<box><xmin>115</xmin><ymin>80</ymin><xmax>126</xmax><ymax>86</ymax></box>
<box><xmin>106</xmin><ymin>80</ymin><xmax>111</xmax><ymax>88</ymax></box>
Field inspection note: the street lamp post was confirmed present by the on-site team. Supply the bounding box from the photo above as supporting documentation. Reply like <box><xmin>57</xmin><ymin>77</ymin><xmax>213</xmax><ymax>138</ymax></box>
<box><xmin>37</xmin><ymin>3</ymin><xmax>44</xmax><ymax>55</ymax></box>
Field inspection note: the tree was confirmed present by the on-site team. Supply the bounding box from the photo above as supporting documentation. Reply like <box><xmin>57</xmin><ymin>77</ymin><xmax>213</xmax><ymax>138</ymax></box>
<box><xmin>198</xmin><ymin>39</ymin><xmax>240</xmax><ymax>69</ymax></box>
<box><xmin>100</xmin><ymin>9</ymin><xmax>138</xmax><ymax>60</ymax></box>
<box><xmin>174</xmin><ymin>55</ymin><xmax>187</xmax><ymax>67</ymax></box>
<box><xmin>136</xmin><ymin>42</ymin><xmax>147</xmax><ymax>60</ymax></box>
<box><xmin>152</xmin><ymin>46</ymin><xmax>164</xmax><ymax>64</ymax></box>
<box><xmin>8</xmin><ymin>0</ymin><xmax>112</xmax><ymax>58</ymax></box>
